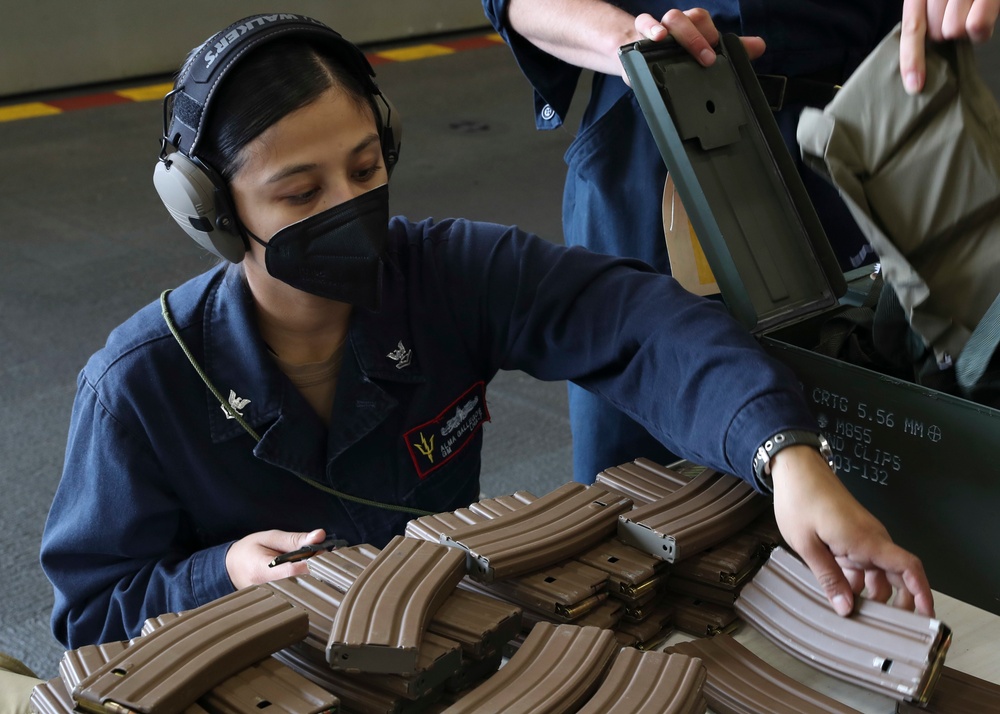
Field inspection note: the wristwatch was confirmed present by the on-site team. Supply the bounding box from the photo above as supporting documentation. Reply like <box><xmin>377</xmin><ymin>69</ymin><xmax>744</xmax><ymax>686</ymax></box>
<box><xmin>752</xmin><ymin>430</ymin><xmax>834</xmax><ymax>492</ymax></box>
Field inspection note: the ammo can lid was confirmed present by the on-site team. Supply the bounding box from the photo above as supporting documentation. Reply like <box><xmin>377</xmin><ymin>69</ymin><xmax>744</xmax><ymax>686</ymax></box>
<box><xmin>620</xmin><ymin>34</ymin><xmax>846</xmax><ymax>334</ymax></box>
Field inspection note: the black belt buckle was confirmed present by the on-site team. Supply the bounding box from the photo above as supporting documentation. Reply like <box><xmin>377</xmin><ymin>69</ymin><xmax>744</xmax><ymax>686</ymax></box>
<box><xmin>757</xmin><ymin>74</ymin><xmax>788</xmax><ymax>111</ymax></box>
<box><xmin>757</xmin><ymin>73</ymin><xmax>841</xmax><ymax>112</ymax></box>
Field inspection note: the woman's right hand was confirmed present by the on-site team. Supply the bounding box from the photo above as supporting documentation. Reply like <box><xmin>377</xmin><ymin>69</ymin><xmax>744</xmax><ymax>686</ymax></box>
<box><xmin>225</xmin><ymin>528</ymin><xmax>328</xmax><ymax>589</ymax></box>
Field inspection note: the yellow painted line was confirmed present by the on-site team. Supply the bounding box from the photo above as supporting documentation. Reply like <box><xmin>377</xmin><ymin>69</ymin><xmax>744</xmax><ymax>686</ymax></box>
<box><xmin>115</xmin><ymin>82</ymin><xmax>173</xmax><ymax>102</ymax></box>
<box><xmin>375</xmin><ymin>44</ymin><xmax>455</xmax><ymax>62</ymax></box>
<box><xmin>0</xmin><ymin>33</ymin><xmax>503</xmax><ymax>123</ymax></box>
<box><xmin>0</xmin><ymin>102</ymin><xmax>62</xmax><ymax>122</ymax></box>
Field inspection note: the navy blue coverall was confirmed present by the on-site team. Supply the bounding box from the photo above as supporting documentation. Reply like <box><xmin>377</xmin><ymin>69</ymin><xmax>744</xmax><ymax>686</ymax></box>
<box><xmin>41</xmin><ymin>216</ymin><xmax>816</xmax><ymax>648</ymax></box>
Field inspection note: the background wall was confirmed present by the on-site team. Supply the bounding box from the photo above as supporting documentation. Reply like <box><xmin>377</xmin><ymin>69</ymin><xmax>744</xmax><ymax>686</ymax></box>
<box><xmin>0</xmin><ymin>1</ymin><xmax>490</xmax><ymax>97</ymax></box>
<box><xmin>3</xmin><ymin>4</ymin><xmax>997</xmax><ymax>99</ymax></box>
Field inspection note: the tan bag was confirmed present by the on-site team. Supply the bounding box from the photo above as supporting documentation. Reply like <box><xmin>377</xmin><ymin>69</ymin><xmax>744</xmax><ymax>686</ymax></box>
<box><xmin>662</xmin><ymin>175</ymin><xmax>719</xmax><ymax>296</ymax></box>
<box><xmin>797</xmin><ymin>23</ymin><xmax>1000</xmax><ymax>377</ymax></box>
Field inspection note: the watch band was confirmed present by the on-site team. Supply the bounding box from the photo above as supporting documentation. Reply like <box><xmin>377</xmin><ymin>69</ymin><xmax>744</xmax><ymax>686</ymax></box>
<box><xmin>752</xmin><ymin>430</ymin><xmax>834</xmax><ymax>492</ymax></box>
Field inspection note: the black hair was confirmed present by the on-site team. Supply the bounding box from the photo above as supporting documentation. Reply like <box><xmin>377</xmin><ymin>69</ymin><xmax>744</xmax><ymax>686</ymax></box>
<box><xmin>184</xmin><ymin>37</ymin><xmax>374</xmax><ymax>182</ymax></box>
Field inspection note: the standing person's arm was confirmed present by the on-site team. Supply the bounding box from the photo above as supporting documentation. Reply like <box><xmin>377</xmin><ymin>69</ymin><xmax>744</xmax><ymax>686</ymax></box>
<box><xmin>900</xmin><ymin>0</ymin><xmax>998</xmax><ymax>93</ymax></box>
<box><xmin>505</xmin><ymin>0</ymin><xmax>765</xmax><ymax>77</ymax></box>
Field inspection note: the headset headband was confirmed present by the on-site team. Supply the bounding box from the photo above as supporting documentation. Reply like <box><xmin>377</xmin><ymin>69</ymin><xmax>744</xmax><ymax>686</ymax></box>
<box><xmin>154</xmin><ymin>13</ymin><xmax>400</xmax><ymax>262</ymax></box>
<box><xmin>161</xmin><ymin>13</ymin><xmax>379</xmax><ymax>160</ymax></box>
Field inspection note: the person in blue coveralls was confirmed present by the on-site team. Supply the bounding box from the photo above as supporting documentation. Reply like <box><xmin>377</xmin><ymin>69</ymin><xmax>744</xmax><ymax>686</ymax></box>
<box><xmin>481</xmin><ymin>0</ymin><xmax>1000</xmax><ymax>486</ymax></box>
<box><xmin>41</xmin><ymin>13</ymin><xmax>934</xmax><ymax>652</ymax></box>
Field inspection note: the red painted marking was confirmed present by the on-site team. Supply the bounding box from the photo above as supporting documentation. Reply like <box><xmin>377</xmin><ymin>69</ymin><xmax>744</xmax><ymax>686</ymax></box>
<box><xmin>439</xmin><ymin>36</ymin><xmax>499</xmax><ymax>52</ymax></box>
<box><xmin>47</xmin><ymin>93</ymin><xmax>132</xmax><ymax>112</ymax></box>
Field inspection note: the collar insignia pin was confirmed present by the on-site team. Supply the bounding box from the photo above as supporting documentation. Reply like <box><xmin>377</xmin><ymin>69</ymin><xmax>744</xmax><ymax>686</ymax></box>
<box><xmin>387</xmin><ymin>340</ymin><xmax>412</xmax><ymax>369</ymax></box>
<box><xmin>224</xmin><ymin>389</ymin><xmax>250</xmax><ymax>419</ymax></box>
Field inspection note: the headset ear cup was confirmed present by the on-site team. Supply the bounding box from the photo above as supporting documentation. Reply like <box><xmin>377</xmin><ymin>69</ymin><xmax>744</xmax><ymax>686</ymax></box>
<box><xmin>152</xmin><ymin>152</ymin><xmax>247</xmax><ymax>263</ymax></box>
<box><xmin>374</xmin><ymin>92</ymin><xmax>402</xmax><ymax>174</ymax></box>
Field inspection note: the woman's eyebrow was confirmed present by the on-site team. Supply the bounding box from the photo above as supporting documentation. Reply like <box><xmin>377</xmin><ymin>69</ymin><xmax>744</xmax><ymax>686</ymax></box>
<box><xmin>265</xmin><ymin>163</ymin><xmax>317</xmax><ymax>184</ymax></box>
<box><xmin>351</xmin><ymin>133</ymin><xmax>381</xmax><ymax>155</ymax></box>
<box><xmin>264</xmin><ymin>134</ymin><xmax>381</xmax><ymax>185</ymax></box>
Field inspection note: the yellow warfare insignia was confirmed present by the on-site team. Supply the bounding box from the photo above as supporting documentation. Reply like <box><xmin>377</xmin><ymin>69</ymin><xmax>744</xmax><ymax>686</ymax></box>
<box><xmin>413</xmin><ymin>433</ymin><xmax>435</xmax><ymax>463</ymax></box>
<box><xmin>404</xmin><ymin>382</ymin><xmax>490</xmax><ymax>479</ymax></box>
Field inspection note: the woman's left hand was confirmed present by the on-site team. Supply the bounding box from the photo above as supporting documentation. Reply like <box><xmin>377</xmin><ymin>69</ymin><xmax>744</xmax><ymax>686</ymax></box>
<box><xmin>770</xmin><ymin>445</ymin><xmax>935</xmax><ymax>617</ymax></box>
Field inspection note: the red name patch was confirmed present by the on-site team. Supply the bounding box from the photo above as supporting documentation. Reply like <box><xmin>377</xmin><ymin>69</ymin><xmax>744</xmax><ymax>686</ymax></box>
<box><xmin>405</xmin><ymin>382</ymin><xmax>490</xmax><ymax>479</ymax></box>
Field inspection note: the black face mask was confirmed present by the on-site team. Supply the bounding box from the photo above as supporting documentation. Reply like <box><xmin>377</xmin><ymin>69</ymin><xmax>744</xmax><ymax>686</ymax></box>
<box><xmin>247</xmin><ymin>184</ymin><xmax>389</xmax><ymax>309</ymax></box>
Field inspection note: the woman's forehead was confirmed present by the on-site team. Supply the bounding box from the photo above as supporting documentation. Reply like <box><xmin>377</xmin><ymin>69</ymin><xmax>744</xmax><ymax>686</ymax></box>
<box><xmin>235</xmin><ymin>88</ymin><xmax>378</xmax><ymax>181</ymax></box>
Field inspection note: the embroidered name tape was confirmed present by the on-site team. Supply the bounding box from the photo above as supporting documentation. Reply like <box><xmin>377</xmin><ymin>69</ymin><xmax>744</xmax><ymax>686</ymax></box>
<box><xmin>405</xmin><ymin>381</ymin><xmax>490</xmax><ymax>479</ymax></box>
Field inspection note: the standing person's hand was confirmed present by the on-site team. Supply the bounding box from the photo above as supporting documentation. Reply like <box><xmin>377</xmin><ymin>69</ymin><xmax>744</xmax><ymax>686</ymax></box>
<box><xmin>630</xmin><ymin>8</ymin><xmax>765</xmax><ymax>81</ymax></box>
<box><xmin>900</xmin><ymin>0</ymin><xmax>998</xmax><ymax>93</ymax></box>
<box><xmin>505</xmin><ymin>2</ymin><xmax>766</xmax><ymax>80</ymax></box>
<box><xmin>225</xmin><ymin>528</ymin><xmax>329</xmax><ymax>588</ymax></box>
<box><xmin>770</xmin><ymin>445</ymin><xmax>935</xmax><ymax>617</ymax></box>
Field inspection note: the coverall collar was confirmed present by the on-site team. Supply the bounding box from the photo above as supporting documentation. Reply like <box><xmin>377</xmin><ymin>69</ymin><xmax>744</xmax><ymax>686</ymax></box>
<box><xmin>200</xmin><ymin>265</ymin><xmax>426</xmax><ymax>474</ymax></box>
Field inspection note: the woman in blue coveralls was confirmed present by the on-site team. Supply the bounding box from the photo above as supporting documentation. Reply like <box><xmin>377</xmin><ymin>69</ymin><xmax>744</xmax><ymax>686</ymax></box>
<box><xmin>482</xmin><ymin>0</ymin><xmax>1000</xmax><ymax>486</ymax></box>
<box><xmin>40</xmin><ymin>12</ymin><xmax>933</xmax><ymax>650</ymax></box>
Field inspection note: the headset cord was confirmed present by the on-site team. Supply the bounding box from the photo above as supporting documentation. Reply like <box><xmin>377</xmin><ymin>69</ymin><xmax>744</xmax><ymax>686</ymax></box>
<box><xmin>160</xmin><ymin>289</ymin><xmax>433</xmax><ymax>516</ymax></box>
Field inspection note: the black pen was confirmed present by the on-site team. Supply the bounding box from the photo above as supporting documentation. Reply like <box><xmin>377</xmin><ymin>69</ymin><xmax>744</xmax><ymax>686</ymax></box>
<box><xmin>268</xmin><ymin>536</ymin><xmax>348</xmax><ymax>567</ymax></box>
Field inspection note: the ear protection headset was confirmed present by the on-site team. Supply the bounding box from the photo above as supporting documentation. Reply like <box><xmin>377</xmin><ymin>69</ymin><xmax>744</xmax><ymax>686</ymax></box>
<box><xmin>153</xmin><ymin>14</ymin><xmax>402</xmax><ymax>263</ymax></box>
